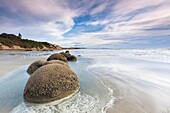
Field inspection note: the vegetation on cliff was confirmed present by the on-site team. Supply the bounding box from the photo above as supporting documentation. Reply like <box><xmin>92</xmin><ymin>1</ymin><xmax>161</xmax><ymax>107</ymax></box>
<box><xmin>0</xmin><ymin>33</ymin><xmax>61</xmax><ymax>50</ymax></box>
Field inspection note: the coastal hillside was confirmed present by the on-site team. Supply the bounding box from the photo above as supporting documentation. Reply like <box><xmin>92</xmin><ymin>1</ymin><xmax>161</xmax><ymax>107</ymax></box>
<box><xmin>0</xmin><ymin>33</ymin><xmax>62</xmax><ymax>51</ymax></box>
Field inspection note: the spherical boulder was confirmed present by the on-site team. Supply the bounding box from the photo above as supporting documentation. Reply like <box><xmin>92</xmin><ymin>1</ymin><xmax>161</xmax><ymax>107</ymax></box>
<box><xmin>27</xmin><ymin>60</ymin><xmax>70</xmax><ymax>75</ymax></box>
<box><xmin>27</xmin><ymin>60</ymin><xmax>46</xmax><ymax>75</ymax></box>
<box><xmin>24</xmin><ymin>64</ymin><xmax>79</xmax><ymax>103</ymax></box>
<box><xmin>47</xmin><ymin>53</ymin><xmax>68</xmax><ymax>63</ymax></box>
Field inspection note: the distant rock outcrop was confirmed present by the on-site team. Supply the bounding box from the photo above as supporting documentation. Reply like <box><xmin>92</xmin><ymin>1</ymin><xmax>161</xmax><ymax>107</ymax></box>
<box><xmin>24</xmin><ymin>64</ymin><xmax>79</xmax><ymax>103</ymax></box>
<box><xmin>0</xmin><ymin>33</ymin><xmax>62</xmax><ymax>51</ymax></box>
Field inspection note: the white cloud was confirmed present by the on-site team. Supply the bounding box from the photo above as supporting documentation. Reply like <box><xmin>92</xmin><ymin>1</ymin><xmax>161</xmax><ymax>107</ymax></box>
<box><xmin>1</xmin><ymin>0</ymin><xmax>77</xmax><ymax>19</ymax></box>
<box><xmin>98</xmin><ymin>0</ymin><xmax>170</xmax><ymax>39</ymax></box>
<box><xmin>112</xmin><ymin>0</ymin><xmax>168</xmax><ymax>17</ymax></box>
<box><xmin>41</xmin><ymin>19</ymin><xmax>74</xmax><ymax>38</ymax></box>
<box><xmin>90</xmin><ymin>2</ymin><xmax>108</xmax><ymax>15</ymax></box>
<box><xmin>0</xmin><ymin>0</ymin><xmax>79</xmax><ymax>39</ymax></box>
<box><xmin>85</xmin><ymin>20</ymin><xmax>110</xmax><ymax>26</ymax></box>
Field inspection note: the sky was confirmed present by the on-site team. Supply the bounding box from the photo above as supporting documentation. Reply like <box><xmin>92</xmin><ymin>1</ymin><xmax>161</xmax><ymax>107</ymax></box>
<box><xmin>0</xmin><ymin>0</ymin><xmax>170</xmax><ymax>48</ymax></box>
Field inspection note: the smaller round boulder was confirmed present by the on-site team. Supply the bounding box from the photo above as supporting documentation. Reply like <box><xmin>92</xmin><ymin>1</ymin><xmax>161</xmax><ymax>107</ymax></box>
<box><xmin>27</xmin><ymin>60</ymin><xmax>46</xmax><ymax>75</ymax></box>
<box><xmin>27</xmin><ymin>60</ymin><xmax>70</xmax><ymax>75</ymax></box>
<box><xmin>47</xmin><ymin>53</ymin><xmax>68</xmax><ymax>63</ymax></box>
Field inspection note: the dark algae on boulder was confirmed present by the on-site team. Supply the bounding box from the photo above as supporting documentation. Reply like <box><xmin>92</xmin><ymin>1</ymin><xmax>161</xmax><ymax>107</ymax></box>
<box><xmin>24</xmin><ymin>64</ymin><xmax>79</xmax><ymax>103</ymax></box>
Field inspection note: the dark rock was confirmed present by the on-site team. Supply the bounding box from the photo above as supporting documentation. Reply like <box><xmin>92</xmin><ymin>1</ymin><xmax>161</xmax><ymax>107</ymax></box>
<box><xmin>65</xmin><ymin>51</ymin><xmax>70</xmax><ymax>54</ymax></box>
<box><xmin>24</xmin><ymin>64</ymin><xmax>79</xmax><ymax>103</ymax></box>
<box><xmin>47</xmin><ymin>53</ymin><xmax>68</xmax><ymax>63</ymax></box>
<box><xmin>67</xmin><ymin>55</ymin><xmax>77</xmax><ymax>62</ymax></box>
<box><xmin>60</xmin><ymin>51</ymin><xmax>77</xmax><ymax>62</ymax></box>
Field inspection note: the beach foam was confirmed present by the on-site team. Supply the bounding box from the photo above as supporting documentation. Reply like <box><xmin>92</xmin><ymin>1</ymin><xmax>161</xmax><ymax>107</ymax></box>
<box><xmin>10</xmin><ymin>92</ymin><xmax>98</xmax><ymax>113</ymax></box>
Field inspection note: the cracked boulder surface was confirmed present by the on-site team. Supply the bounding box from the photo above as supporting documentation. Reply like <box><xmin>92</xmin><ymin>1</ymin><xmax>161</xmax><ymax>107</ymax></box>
<box><xmin>24</xmin><ymin>63</ymin><xmax>79</xmax><ymax>103</ymax></box>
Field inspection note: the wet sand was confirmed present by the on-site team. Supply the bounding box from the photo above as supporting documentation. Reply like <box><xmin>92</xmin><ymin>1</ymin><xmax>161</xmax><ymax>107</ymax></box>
<box><xmin>0</xmin><ymin>57</ymin><xmax>44</xmax><ymax>76</ymax></box>
<box><xmin>104</xmin><ymin>75</ymin><xmax>157</xmax><ymax>113</ymax></box>
<box><xmin>0</xmin><ymin>50</ymin><xmax>53</xmax><ymax>76</ymax></box>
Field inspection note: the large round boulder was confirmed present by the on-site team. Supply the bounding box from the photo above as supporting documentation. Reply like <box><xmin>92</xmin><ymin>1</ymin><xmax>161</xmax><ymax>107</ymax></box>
<box><xmin>47</xmin><ymin>53</ymin><xmax>68</xmax><ymax>63</ymax></box>
<box><xmin>27</xmin><ymin>60</ymin><xmax>46</xmax><ymax>75</ymax></box>
<box><xmin>27</xmin><ymin>60</ymin><xmax>70</xmax><ymax>75</ymax></box>
<box><xmin>24</xmin><ymin>64</ymin><xmax>79</xmax><ymax>103</ymax></box>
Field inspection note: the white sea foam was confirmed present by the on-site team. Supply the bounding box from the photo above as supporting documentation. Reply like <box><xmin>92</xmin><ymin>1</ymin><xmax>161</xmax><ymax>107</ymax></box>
<box><xmin>10</xmin><ymin>92</ymin><xmax>98</xmax><ymax>113</ymax></box>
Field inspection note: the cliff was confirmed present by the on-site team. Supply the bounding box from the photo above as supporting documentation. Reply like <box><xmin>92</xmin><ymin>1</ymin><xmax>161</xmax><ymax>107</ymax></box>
<box><xmin>0</xmin><ymin>33</ymin><xmax>62</xmax><ymax>51</ymax></box>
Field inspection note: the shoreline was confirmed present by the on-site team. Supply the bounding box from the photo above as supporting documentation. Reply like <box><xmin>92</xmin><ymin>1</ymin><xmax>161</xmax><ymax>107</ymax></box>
<box><xmin>0</xmin><ymin>48</ymin><xmax>86</xmax><ymax>52</ymax></box>
<box><xmin>88</xmin><ymin>70</ymin><xmax>156</xmax><ymax>113</ymax></box>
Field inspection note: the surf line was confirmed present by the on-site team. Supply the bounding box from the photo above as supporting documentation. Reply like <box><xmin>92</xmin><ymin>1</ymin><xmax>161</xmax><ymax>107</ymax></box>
<box><xmin>87</xmin><ymin>67</ymin><xmax>115</xmax><ymax>113</ymax></box>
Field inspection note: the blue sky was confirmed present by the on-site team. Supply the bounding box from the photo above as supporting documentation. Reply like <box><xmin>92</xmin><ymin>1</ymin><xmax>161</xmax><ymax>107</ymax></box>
<box><xmin>0</xmin><ymin>0</ymin><xmax>170</xmax><ymax>48</ymax></box>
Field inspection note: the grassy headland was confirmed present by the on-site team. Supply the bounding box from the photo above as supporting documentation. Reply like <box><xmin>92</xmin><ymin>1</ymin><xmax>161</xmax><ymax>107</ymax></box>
<box><xmin>0</xmin><ymin>33</ymin><xmax>62</xmax><ymax>51</ymax></box>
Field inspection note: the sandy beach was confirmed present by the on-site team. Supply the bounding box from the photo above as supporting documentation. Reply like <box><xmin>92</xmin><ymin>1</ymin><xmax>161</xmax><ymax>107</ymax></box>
<box><xmin>0</xmin><ymin>57</ymin><xmax>44</xmax><ymax>76</ymax></box>
<box><xmin>0</xmin><ymin>50</ymin><xmax>55</xmax><ymax>76</ymax></box>
<box><xmin>105</xmin><ymin>75</ymin><xmax>157</xmax><ymax>113</ymax></box>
